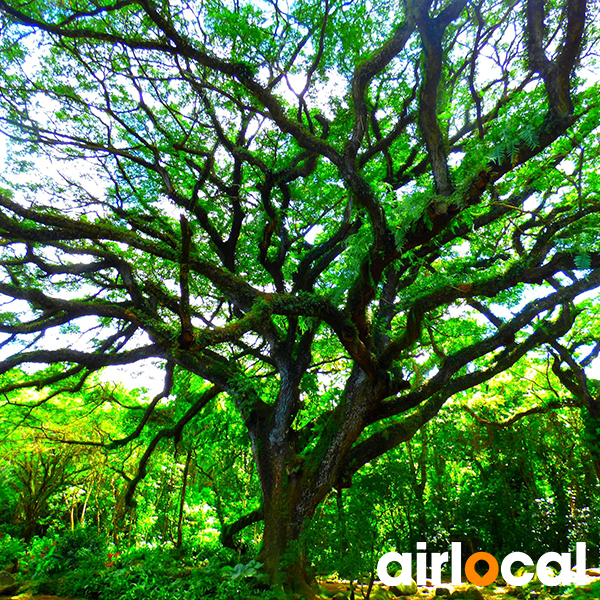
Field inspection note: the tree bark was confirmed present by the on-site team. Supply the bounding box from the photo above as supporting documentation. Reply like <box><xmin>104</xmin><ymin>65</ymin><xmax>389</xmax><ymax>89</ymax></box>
<box><xmin>259</xmin><ymin>479</ymin><xmax>319</xmax><ymax>599</ymax></box>
<box><xmin>252</xmin><ymin>371</ymin><xmax>387</xmax><ymax>596</ymax></box>
<box><xmin>176</xmin><ymin>448</ymin><xmax>193</xmax><ymax>549</ymax></box>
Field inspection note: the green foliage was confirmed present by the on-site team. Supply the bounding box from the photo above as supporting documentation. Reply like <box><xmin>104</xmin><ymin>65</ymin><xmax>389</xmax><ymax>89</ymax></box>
<box><xmin>575</xmin><ymin>254</ymin><xmax>592</xmax><ymax>270</ymax></box>
<box><xmin>564</xmin><ymin>581</ymin><xmax>600</xmax><ymax>600</ymax></box>
<box><xmin>22</xmin><ymin>534</ymin><xmax>61</xmax><ymax>579</ymax></box>
<box><xmin>226</xmin><ymin>558</ymin><xmax>269</xmax><ymax>584</ymax></box>
<box><xmin>52</xmin><ymin>540</ymin><xmax>277</xmax><ymax>600</ymax></box>
<box><xmin>0</xmin><ymin>534</ymin><xmax>24</xmax><ymax>568</ymax></box>
<box><xmin>53</xmin><ymin>527</ymin><xmax>107</xmax><ymax>571</ymax></box>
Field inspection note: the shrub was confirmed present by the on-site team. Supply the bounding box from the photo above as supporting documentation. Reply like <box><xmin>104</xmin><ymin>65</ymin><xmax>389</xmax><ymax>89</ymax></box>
<box><xmin>0</xmin><ymin>534</ymin><xmax>25</xmax><ymax>569</ymax></box>
<box><xmin>54</xmin><ymin>526</ymin><xmax>106</xmax><ymax>571</ymax></box>
<box><xmin>21</xmin><ymin>534</ymin><xmax>61</xmax><ymax>578</ymax></box>
<box><xmin>57</xmin><ymin>568</ymin><xmax>103</xmax><ymax>600</ymax></box>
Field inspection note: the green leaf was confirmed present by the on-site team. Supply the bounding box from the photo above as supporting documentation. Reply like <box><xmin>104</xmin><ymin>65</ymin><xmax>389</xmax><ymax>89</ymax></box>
<box><xmin>574</xmin><ymin>254</ymin><xmax>591</xmax><ymax>270</ymax></box>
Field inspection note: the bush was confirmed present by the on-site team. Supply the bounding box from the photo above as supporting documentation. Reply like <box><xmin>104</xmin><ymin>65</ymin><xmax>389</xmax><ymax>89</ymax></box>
<box><xmin>93</xmin><ymin>545</ymin><xmax>278</xmax><ymax>600</ymax></box>
<box><xmin>57</xmin><ymin>568</ymin><xmax>103</xmax><ymax>600</ymax></box>
<box><xmin>54</xmin><ymin>526</ymin><xmax>106</xmax><ymax>571</ymax></box>
<box><xmin>21</xmin><ymin>534</ymin><xmax>61</xmax><ymax>579</ymax></box>
<box><xmin>0</xmin><ymin>534</ymin><xmax>24</xmax><ymax>569</ymax></box>
<box><xmin>21</xmin><ymin>527</ymin><xmax>106</xmax><ymax>589</ymax></box>
<box><xmin>17</xmin><ymin>534</ymin><xmax>280</xmax><ymax>600</ymax></box>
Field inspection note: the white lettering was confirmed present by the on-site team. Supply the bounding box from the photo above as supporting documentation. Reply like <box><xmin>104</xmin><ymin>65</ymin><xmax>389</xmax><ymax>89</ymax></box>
<box><xmin>431</xmin><ymin>552</ymin><xmax>449</xmax><ymax>587</ymax></box>
<box><xmin>451</xmin><ymin>542</ymin><xmax>462</xmax><ymax>585</ymax></box>
<box><xmin>501</xmin><ymin>552</ymin><xmax>534</xmax><ymax>586</ymax></box>
<box><xmin>537</xmin><ymin>552</ymin><xmax>571</xmax><ymax>586</ymax></box>
<box><xmin>377</xmin><ymin>552</ymin><xmax>412</xmax><ymax>587</ymax></box>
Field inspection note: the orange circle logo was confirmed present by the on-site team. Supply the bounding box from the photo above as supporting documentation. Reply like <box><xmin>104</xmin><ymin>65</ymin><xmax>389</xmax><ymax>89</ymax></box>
<box><xmin>465</xmin><ymin>552</ymin><xmax>499</xmax><ymax>586</ymax></box>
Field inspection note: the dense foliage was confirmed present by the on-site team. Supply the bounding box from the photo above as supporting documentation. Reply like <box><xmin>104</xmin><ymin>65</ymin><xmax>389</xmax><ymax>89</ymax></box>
<box><xmin>0</xmin><ymin>0</ymin><xmax>599</xmax><ymax>596</ymax></box>
<box><xmin>2</xmin><ymin>364</ymin><xmax>600</xmax><ymax>598</ymax></box>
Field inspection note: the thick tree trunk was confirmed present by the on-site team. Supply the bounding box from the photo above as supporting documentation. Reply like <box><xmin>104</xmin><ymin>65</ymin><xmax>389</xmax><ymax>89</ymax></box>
<box><xmin>259</xmin><ymin>483</ymin><xmax>319</xmax><ymax>599</ymax></box>
<box><xmin>247</xmin><ymin>369</ymin><xmax>386</xmax><ymax>597</ymax></box>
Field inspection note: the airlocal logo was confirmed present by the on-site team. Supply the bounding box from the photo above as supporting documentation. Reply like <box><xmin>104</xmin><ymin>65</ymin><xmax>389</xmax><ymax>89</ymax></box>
<box><xmin>377</xmin><ymin>542</ymin><xmax>587</xmax><ymax>587</ymax></box>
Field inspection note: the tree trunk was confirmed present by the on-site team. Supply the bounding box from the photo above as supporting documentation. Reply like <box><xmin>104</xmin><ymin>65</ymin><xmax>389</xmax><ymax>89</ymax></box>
<box><xmin>249</xmin><ymin>369</ymin><xmax>386</xmax><ymax>597</ymax></box>
<box><xmin>259</xmin><ymin>484</ymin><xmax>318</xmax><ymax>599</ymax></box>
<box><xmin>583</xmin><ymin>397</ymin><xmax>600</xmax><ymax>482</ymax></box>
<box><xmin>176</xmin><ymin>448</ymin><xmax>193</xmax><ymax>549</ymax></box>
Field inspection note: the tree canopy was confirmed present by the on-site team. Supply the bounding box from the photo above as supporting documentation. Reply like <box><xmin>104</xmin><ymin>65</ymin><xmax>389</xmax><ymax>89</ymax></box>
<box><xmin>0</xmin><ymin>0</ymin><xmax>599</xmax><ymax>595</ymax></box>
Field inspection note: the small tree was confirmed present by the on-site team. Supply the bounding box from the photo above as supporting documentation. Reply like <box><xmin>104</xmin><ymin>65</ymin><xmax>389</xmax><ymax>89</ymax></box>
<box><xmin>0</xmin><ymin>0</ymin><xmax>599</xmax><ymax>594</ymax></box>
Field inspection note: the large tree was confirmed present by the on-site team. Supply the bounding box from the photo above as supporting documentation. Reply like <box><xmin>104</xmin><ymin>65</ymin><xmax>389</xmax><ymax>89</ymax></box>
<box><xmin>0</xmin><ymin>0</ymin><xmax>599</xmax><ymax>594</ymax></box>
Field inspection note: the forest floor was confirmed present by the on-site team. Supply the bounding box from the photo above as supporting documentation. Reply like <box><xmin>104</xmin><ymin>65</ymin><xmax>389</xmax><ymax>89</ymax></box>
<box><xmin>315</xmin><ymin>574</ymin><xmax>600</xmax><ymax>600</ymax></box>
<box><xmin>1</xmin><ymin>587</ymin><xmax>591</xmax><ymax>600</ymax></box>
<box><xmin>8</xmin><ymin>573</ymin><xmax>600</xmax><ymax>600</ymax></box>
